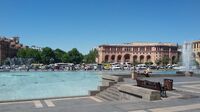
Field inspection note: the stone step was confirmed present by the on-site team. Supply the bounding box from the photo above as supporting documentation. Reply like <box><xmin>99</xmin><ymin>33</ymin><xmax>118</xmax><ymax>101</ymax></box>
<box><xmin>99</xmin><ymin>91</ymin><xmax>120</xmax><ymax>101</ymax></box>
<box><xmin>111</xmin><ymin>85</ymin><xmax>119</xmax><ymax>88</ymax></box>
<box><xmin>94</xmin><ymin>96</ymin><xmax>107</xmax><ymax>102</ymax></box>
<box><xmin>95</xmin><ymin>84</ymin><xmax>122</xmax><ymax>101</ymax></box>
<box><xmin>97</xmin><ymin>93</ymin><xmax>116</xmax><ymax>101</ymax></box>
<box><xmin>106</xmin><ymin>89</ymin><xmax>120</xmax><ymax>96</ymax></box>
<box><xmin>98</xmin><ymin>86</ymin><xmax>109</xmax><ymax>91</ymax></box>
<box><xmin>107</xmin><ymin>87</ymin><xmax>119</xmax><ymax>93</ymax></box>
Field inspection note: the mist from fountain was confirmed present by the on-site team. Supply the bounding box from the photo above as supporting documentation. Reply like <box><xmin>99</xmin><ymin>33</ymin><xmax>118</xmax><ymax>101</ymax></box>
<box><xmin>181</xmin><ymin>41</ymin><xmax>195</xmax><ymax>76</ymax></box>
<box><xmin>182</xmin><ymin>41</ymin><xmax>193</xmax><ymax>71</ymax></box>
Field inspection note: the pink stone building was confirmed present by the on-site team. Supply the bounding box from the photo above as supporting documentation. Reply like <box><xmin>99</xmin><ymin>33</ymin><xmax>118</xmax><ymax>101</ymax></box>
<box><xmin>0</xmin><ymin>37</ymin><xmax>25</xmax><ymax>63</ymax></box>
<box><xmin>96</xmin><ymin>42</ymin><xmax>178</xmax><ymax>65</ymax></box>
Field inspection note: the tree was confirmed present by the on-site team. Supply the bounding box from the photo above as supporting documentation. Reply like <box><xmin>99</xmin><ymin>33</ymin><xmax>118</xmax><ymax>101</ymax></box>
<box><xmin>41</xmin><ymin>47</ymin><xmax>55</xmax><ymax>64</ymax></box>
<box><xmin>84</xmin><ymin>49</ymin><xmax>98</xmax><ymax>63</ymax></box>
<box><xmin>33</xmin><ymin>50</ymin><xmax>42</xmax><ymax>63</ymax></box>
<box><xmin>49</xmin><ymin>58</ymin><xmax>55</xmax><ymax>64</ymax></box>
<box><xmin>68</xmin><ymin>48</ymin><xmax>83</xmax><ymax>64</ymax></box>
<box><xmin>145</xmin><ymin>61</ymin><xmax>153</xmax><ymax>66</ymax></box>
<box><xmin>162</xmin><ymin>56</ymin><xmax>170</xmax><ymax>65</ymax></box>
<box><xmin>61</xmin><ymin>53</ymin><xmax>69</xmax><ymax>63</ymax></box>
<box><xmin>54</xmin><ymin>48</ymin><xmax>66</xmax><ymax>63</ymax></box>
<box><xmin>155</xmin><ymin>59</ymin><xmax>161</xmax><ymax>66</ymax></box>
<box><xmin>17</xmin><ymin>48</ymin><xmax>41</xmax><ymax>63</ymax></box>
<box><xmin>4</xmin><ymin>59</ymin><xmax>10</xmax><ymax>65</ymax></box>
<box><xmin>17</xmin><ymin>48</ymin><xmax>27</xmax><ymax>58</ymax></box>
<box><xmin>193</xmin><ymin>59</ymin><xmax>199</xmax><ymax>68</ymax></box>
<box><xmin>149</xmin><ymin>62</ymin><xmax>153</xmax><ymax>65</ymax></box>
<box><xmin>17</xmin><ymin>47</ymin><xmax>86</xmax><ymax>65</ymax></box>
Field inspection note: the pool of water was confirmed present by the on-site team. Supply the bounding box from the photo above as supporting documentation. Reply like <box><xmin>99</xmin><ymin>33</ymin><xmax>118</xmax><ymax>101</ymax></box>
<box><xmin>152</xmin><ymin>70</ymin><xmax>177</xmax><ymax>75</ymax></box>
<box><xmin>0</xmin><ymin>72</ymin><xmax>101</xmax><ymax>101</ymax></box>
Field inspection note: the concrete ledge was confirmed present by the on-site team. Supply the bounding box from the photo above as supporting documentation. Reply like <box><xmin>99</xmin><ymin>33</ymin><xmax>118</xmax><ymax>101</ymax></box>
<box><xmin>118</xmin><ymin>84</ymin><xmax>161</xmax><ymax>101</ymax></box>
<box><xmin>102</xmin><ymin>80</ymin><xmax>116</xmax><ymax>86</ymax></box>
<box><xmin>102</xmin><ymin>75</ymin><xmax>124</xmax><ymax>82</ymax></box>
<box><xmin>89</xmin><ymin>90</ymin><xmax>100</xmax><ymax>96</ymax></box>
<box><xmin>98</xmin><ymin>86</ymin><xmax>109</xmax><ymax>91</ymax></box>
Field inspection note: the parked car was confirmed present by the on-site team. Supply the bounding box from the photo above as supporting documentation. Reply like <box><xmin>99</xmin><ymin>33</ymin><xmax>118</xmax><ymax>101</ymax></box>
<box><xmin>103</xmin><ymin>63</ymin><xmax>111</xmax><ymax>70</ymax></box>
<box><xmin>111</xmin><ymin>65</ymin><xmax>121</xmax><ymax>70</ymax></box>
<box><xmin>149</xmin><ymin>65</ymin><xmax>157</xmax><ymax>69</ymax></box>
<box><xmin>136</xmin><ymin>64</ymin><xmax>147</xmax><ymax>70</ymax></box>
<box><xmin>123</xmin><ymin>65</ymin><xmax>130</xmax><ymax>70</ymax></box>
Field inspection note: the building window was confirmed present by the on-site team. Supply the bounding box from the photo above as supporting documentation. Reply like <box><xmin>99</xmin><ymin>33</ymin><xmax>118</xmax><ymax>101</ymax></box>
<box><xmin>140</xmin><ymin>47</ymin><xmax>145</xmax><ymax>51</ymax></box>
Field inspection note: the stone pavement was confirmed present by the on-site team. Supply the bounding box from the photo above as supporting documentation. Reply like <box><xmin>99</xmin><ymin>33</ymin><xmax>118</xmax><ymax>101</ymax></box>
<box><xmin>0</xmin><ymin>76</ymin><xmax>200</xmax><ymax>112</ymax></box>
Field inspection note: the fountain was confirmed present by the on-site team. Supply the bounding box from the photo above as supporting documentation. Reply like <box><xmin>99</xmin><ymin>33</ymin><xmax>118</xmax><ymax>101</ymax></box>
<box><xmin>181</xmin><ymin>41</ymin><xmax>194</xmax><ymax>76</ymax></box>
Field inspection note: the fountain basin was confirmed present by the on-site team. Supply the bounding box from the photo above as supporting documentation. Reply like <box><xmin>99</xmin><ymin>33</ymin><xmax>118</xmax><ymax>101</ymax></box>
<box><xmin>176</xmin><ymin>71</ymin><xmax>193</xmax><ymax>76</ymax></box>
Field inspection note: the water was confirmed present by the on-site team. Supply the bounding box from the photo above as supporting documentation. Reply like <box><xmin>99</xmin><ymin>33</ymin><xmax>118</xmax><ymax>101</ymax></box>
<box><xmin>152</xmin><ymin>70</ymin><xmax>177</xmax><ymax>75</ymax></box>
<box><xmin>182</xmin><ymin>42</ymin><xmax>193</xmax><ymax>71</ymax></box>
<box><xmin>0</xmin><ymin>72</ymin><xmax>101</xmax><ymax>101</ymax></box>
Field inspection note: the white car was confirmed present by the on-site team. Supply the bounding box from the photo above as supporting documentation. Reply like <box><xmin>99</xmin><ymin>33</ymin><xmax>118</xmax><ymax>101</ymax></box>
<box><xmin>111</xmin><ymin>65</ymin><xmax>121</xmax><ymax>70</ymax></box>
<box><xmin>123</xmin><ymin>65</ymin><xmax>130</xmax><ymax>70</ymax></box>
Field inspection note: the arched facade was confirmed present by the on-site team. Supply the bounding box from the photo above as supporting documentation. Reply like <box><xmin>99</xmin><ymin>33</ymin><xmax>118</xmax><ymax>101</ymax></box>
<box><xmin>171</xmin><ymin>56</ymin><xmax>176</xmax><ymax>64</ymax></box>
<box><xmin>192</xmin><ymin>40</ymin><xmax>200</xmax><ymax>64</ymax></box>
<box><xmin>133</xmin><ymin>55</ymin><xmax>137</xmax><ymax>62</ymax></box>
<box><xmin>124</xmin><ymin>54</ymin><xmax>130</xmax><ymax>62</ymax></box>
<box><xmin>139</xmin><ymin>55</ymin><xmax>144</xmax><ymax>63</ymax></box>
<box><xmin>111</xmin><ymin>55</ymin><xmax>115</xmax><ymax>62</ymax></box>
<box><xmin>104</xmin><ymin>55</ymin><xmax>109</xmax><ymax>63</ymax></box>
<box><xmin>117</xmin><ymin>55</ymin><xmax>122</xmax><ymax>62</ymax></box>
<box><xmin>97</xmin><ymin>42</ymin><xmax>178</xmax><ymax>64</ymax></box>
<box><xmin>146</xmin><ymin>55</ymin><xmax>151</xmax><ymax>62</ymax></box>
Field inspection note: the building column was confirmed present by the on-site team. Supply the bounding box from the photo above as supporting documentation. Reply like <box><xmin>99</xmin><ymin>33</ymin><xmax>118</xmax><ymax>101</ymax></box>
<box><xmin>136</xmin><ymin>55</ymin><xmax>139</xmax><ymax>63</ymax></box>
<box><xmin>108</xmin><ymin>55</ymin><xmax>112</xmax><ymax>63</ymax></box>
<box><xmin>121</xmin><ymin>55</ymin><xmax>124</xmax><ymax>63</ymax></box>
<box><xmin>113</xmin><ymin>55</ymin><xmax>116</xmax><ymax>63</ymax></box>
<box><xmin>130</xmin><ymin>54</ymin><xmax>133</xmax><ymax>63</ymax></box>
<box><xmin>143</xmin><ymin>55</ymin><xmax>146</xmax><ymax>64</ymax></box>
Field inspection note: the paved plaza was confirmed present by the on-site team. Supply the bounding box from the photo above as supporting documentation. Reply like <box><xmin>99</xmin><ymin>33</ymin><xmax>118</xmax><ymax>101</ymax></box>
<box><xmin>0</xmin><ymin>76</ymin><xmax>200</xmax><ymax>112</ymax></box>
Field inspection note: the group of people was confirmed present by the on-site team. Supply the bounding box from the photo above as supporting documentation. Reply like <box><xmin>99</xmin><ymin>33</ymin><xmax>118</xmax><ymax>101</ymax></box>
<box><xmin>136</xmin><ymin>67</ymin><xmax>152</xmax><ymax>77</ymax></box>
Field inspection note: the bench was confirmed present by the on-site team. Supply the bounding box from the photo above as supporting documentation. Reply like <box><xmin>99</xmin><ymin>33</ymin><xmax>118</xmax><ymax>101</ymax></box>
<box><xmin>136</xmin><ymin>79</ymin><xmax>166</xmax><ymax>97</ymax></box>
<box><xmin>118</xmin><ymin>84</ymin><xmax>161</xmax><ymax>101</ymax></box>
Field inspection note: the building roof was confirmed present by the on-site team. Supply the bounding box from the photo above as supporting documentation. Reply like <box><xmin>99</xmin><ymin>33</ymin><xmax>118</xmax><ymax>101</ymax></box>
<box><xmin>99</xmin><ymin>42</ymin><xmax>177</xmax><ymax>47</ymax></box>
<box><xmin>192</xmin><ymin>40</ymin><xmax>200</xmax><ymax>43</ymax></box>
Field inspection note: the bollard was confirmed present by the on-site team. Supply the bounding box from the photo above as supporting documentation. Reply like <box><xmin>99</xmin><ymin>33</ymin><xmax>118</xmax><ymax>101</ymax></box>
<box><xmin>164</xmin><ymin>79</ymin><xmax>173</xmax><ymax>91</ymax></box>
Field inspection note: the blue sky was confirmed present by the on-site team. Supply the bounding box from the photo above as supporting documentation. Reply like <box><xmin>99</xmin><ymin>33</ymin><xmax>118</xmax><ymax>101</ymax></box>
<box><xmin>0</xmin><ymin>0</ymin><xmax>200</xmax><ymax>54</ymax></box>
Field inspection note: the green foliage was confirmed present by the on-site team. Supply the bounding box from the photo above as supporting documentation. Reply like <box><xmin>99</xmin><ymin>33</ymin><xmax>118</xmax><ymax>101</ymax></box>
<box><xmin>17</xmin><ymin>48</ymin><xmax>41</xmax><ymax>63</ymax></box>
<box><xmin>17</xmin><ymin>49</ymin><xmax>27</xmax><ymax>58</ymax></box>
<box><xmin>17</xmin><ymin>47</ymin><xmax>87</xmax><ymax>64</ymax></box>
<box><xmin>68</xmin><ymin>48</ymin><xmax>83</xmax><ymax>64</ymax></box>
<box><xmin>4</xmin><ymin>59</ymin><xmax>10</xmax><ymax>65</ymax></box>
<box><xmin>161</xmin><ymin>56</ymin><xmax>170</xmax><ymax>65</ymax></box>
<box><xmin>145</xmin><ymin>61</ymin><xmax>153</xmax><ymax>65</ymax></box>
<box><xmin>155</xmin><ymin>59</ymin><xmax>161</xmax><ymax>66</ymax></box>
<box><xmin>61</xmin><ymin>53</ymin><xmax>69</xmax><ymax>63</ymax></box>
<box><xmin>54</xmin><ymin>48</ymin><xmax>66</xmax><ymax>63</ymax></box>
<box><xmin>41</xmin><ymin>47</ymin><xmax>55</xmax><ymax>64</ymax></box>
<box><xmin>84</xmin><ymin>49</ymin><xmax>98</xmax><ymax>63</ymax></box>
<box><xmin>150</xmin><ymin>62</ymin><xmax>153</xmax><ymax>65</ymax></box>
<box><xmin>193</xmin><ymin>59</ymin><xmax>199</xmax><ymax>67</ymax></box>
